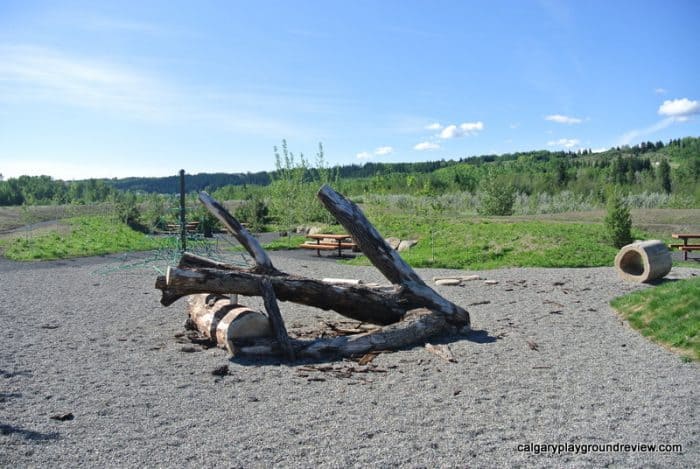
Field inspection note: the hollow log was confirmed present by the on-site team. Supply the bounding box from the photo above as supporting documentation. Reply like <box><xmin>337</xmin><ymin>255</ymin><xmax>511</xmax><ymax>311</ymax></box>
<box><xmin>615</xmin><ymin>240</ymin><xmax>672</xmax><ymax>283</ymax></box>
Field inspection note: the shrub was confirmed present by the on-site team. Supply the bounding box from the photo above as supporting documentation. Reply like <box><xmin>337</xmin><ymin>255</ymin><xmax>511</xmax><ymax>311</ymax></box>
<box><xmin>605</xmin><ymin>191</ymin><xmax>633</xmax><ymax>248</ymax></box>
<box><xmin>477</xmin><ymin>174</ymin><xmax>515</xmax><ymax>216</ymax></box>
<box><xmin>234</xmin><ymin>196</ymin><xmax>269</xmax><ymax>232</ymax></box>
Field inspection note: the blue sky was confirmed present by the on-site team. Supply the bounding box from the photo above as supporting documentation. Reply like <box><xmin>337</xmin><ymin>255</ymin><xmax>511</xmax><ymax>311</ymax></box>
<box><xmin>1</xmin><ymin>0</ymin><xmax>698</xmax><ymax>180</ymax></box>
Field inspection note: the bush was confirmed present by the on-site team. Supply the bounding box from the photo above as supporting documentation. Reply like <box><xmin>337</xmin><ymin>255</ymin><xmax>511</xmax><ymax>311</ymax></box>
<box><xmin>605</xmin><ymin>191</ymin><xmax>633</xmax><ymax>248</ymax></box>
<box><xmin>478</xmin><ymin>173</ymin><xmax>515</xmax><ymax>216</ymax></box>
<box><xmin>234</xmin><ymin>196</ymin><xmax>269</xmax><ymax>232</ymax></box>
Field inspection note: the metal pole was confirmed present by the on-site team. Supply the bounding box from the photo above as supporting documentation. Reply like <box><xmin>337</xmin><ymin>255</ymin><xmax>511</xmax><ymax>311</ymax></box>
<box><xmin>179</xmin><ymin>169</ymin><xmax>186</xmax><ymax>253</ymax></box>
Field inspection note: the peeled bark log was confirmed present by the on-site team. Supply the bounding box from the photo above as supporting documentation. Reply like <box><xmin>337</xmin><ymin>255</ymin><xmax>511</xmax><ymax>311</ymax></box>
<box><xmin>187</xmin><ymin>294</ymin><xmax>271</xmax><ymax>353</ymax></box>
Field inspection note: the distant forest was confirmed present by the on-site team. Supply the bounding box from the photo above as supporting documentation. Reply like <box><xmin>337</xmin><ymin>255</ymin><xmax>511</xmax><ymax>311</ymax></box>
<box><xmin>1</xmin><ymin>136</ymin><xmax>698</xmax><ymax>207</ymax></box>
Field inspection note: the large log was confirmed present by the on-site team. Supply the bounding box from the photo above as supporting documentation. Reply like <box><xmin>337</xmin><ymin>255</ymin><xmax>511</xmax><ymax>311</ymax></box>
<box><xmin>299</xmin><ymin>308</ymin><xmax>451</xmax><ymax>358</ymax></box>
<box><xmin>158</xmin><ymin>267</ymin><xmax>406</xmax><ymax>325</ymax></box>
<box><xmin>317</xmin><ymin>185</ymin><xmax>469</xmax><ymax>327</ymax></box>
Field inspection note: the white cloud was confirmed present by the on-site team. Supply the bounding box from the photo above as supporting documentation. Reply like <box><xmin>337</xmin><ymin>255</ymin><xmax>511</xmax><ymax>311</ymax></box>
<box><xmin>0</xmin><ymin>44</ymin><xmax>315</xmax><ymax>137</ymax></box>
<box><xmin>545</xmin><ymin>114</ymin><xmax>582</xmax><ymax>124</ymax></box>
<box><xmin>618</xmin><ymin>118</ymin><xmax>674</xmax><ymax>145</ymax></box>
<box><xmin>658</xmin><ymin>98</ymin><xmax>700</xmax><ymax>121</ymax></box>
<box><xmin>591</xmin><ymin>147</ymin><xmax>608</xmax><ymax>154</ymax></box>
<box><xmin>356</xmin><ymin>151</ymin><xmax>372</xmax><ymax>160</ymax></box>
<box><xmin>655</xmin><ymin>88</ymin><xmax>667</xmax><ymax>95</ymax></box>
<box><xmin>374</xmin><ymin>146</ymin><xmax>393</xmax><ymax>156</ymax></box>
<box><xmin>439</xmin><ymin>121</ymin><xmax>484</xmax><ymax>139</ymax></box>
<box><xmin>425</xmin><ymin>122</ymin><xmax>442</xmax><ymax>130</ymax></box>
<box><xmin>414</xmin><ymin>141</ymin><xmax>440</xmax><ymax>151</ymax></box>
<box><xmin>547</xmin><ymin>138</ymin><xmax>580</xmax><ymax>148</ymax></box>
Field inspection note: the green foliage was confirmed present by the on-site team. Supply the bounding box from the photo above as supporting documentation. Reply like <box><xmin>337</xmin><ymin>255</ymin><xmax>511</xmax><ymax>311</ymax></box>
<box><xmin>0</xmin><ymin>175</ymin><xmax>117</xmax><ymax>206</ymax></box>
<box><xmin>141</xmin><ymin>193</ymin><xmax>172</xmax><ymax>232</ymax></box>
<box><xmin>658</xmin><ymin>159</ymin><xmax>672</xmax><ymax>193</ymax></box>
<box><xmin>0</xmin><ymin>216</ymin><xmax>162</xmax><ymax>261</ymax></box>
<box><xmin>611</xmin><ymin>277</ymin><xmax>700</xmax><ymax>361</ymax></box>
<box><xmin>477</xmin><ymin>170</ymin><xmax>516</xmax><ymax>216</ymax></box>
<box><xmin>112</xmin><ymin>191</ymin><xmax>145</xmax><ymax>232</ymax></box>
<box><xmin>267</xmin><ymin>140</ymin><xmax>338</xmax><ymax>239</ymax></box>
<box><xmin>346</xmin><ymin>212</ymin><xmax>638</xmax><ymax>270</ymax></box>
<box><xmin>605</xmin><ymin>190</ymin><xmax>633</xmax><ymax>248</ymax></box>
<box><xmin>234</xmin><ymin>195</ymin><xmax>269</xmax><ymax>232</ymax></box>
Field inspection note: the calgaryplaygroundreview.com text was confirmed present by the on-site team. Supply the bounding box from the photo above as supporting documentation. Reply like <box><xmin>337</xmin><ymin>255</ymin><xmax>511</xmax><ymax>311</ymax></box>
<box><xmin>516</xmin><ymin>442</ymin><xmax>683</xmax><ymax>455</ymax></box>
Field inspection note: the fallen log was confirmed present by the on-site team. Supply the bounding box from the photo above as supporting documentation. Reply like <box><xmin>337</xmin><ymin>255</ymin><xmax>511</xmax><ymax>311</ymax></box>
<box><xmin>158</xmin><ymin>267</ymin><xmax>406</xmax><ymax>325</ymax></box>
<box><xmin>187</xmin><ymin>294</ymin><xmax>271</xmax><ymax>353</ymax></box>
<box><xmin>155</xmin><ymin>186</ymin><xmax>470</xmax><ymax>359</ymax></box>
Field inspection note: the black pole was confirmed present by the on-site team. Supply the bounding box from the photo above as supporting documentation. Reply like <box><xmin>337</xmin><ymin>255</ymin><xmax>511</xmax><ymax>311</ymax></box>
<box><xmin>179</xmin><ymin>169</ymin><xmax>186</xmax><ymax>253</ymax></box>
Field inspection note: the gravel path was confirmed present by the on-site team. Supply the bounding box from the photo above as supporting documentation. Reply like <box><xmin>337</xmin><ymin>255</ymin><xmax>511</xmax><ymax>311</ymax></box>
<box><xmin>0</xmin><ymin>252</ymin><xmax>698</xmax><ymax>468</ymax></box>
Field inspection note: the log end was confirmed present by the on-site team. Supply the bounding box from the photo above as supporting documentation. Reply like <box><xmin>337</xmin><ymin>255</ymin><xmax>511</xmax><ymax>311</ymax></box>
<box><xmin>614</xmin><ymin>240</ymin><xmax>672</xmax><ymax>283</ymax></box>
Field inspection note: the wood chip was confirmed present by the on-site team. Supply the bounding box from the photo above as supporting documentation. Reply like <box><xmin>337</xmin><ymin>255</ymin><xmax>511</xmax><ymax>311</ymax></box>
<box><xmin>211</xmin><ymin>365</ymin><xmax>229</xmax><ymax>376</ymax></box>
<box><xmin>358</xmin><ymin>352</ymin><xmax>380</xmax><ymax>365</ymax></box>
<box><xmin>526</xmin><ymin>340</ymin><xmax>539</xmax><ymax>351</ymax></box>
<box><xmin>50</xmin><ymin>413</ymin><xmax>74</xmax><ymax>421</ymax></box>
<box><xmin>435</xmin><ymin>278</ymin><xmax>462</xmax><ymax>286</ymax></box>
<box><xmin>484</xmin><ymin>280</ymin><xmax>499</xmax><ymax>285</ymax></box>
<box><xmin>425</xmin><ymin>343</ymin><xmax>457</xmax><ymax>363</ymax></box>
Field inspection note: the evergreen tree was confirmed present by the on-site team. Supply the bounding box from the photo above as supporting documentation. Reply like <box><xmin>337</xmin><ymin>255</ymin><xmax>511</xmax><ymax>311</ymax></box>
<box><xmin>605</xmin><ymin>191</ymin><xmax>633</xmax><ymax>248</ymax></box>
<box><xmin>658</xmin><ymin>159</ymin><xmax>672</xmax><ymax>193</ymax></box>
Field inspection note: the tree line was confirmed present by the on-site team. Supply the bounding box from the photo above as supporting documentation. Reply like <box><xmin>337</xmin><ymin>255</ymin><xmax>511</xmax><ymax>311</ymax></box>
<box><xmin>2</xmin><ymin>136</ymin><xmax>698</xmax><ymax>211</ymax></box>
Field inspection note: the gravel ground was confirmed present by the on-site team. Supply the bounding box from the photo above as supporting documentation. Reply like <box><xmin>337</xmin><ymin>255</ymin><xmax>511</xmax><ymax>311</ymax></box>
<box><xmin>0</xmin><ymin>251</ymin><xmax>698</xmax><ymax>468</ymax></box>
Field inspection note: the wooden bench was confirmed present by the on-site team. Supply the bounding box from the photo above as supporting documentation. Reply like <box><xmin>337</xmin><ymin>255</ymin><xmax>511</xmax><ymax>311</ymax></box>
<box><xmin>166</xmin><ymin>222</ymin><xmax>200</xmax><ymax>234</ymax></box>
<box><xmin>300</xmin><ymin>234</ymin><xmax>357</xmax><ymax>257</ymax></box>
<box><xmin>669</xmin><ymin>234</ymin><xmax>700</xmax><ymax>260</ymax></box>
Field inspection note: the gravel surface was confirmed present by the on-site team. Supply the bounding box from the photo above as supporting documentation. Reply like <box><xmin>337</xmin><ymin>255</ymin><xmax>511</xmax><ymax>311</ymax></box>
<box><xmin>0</xmin><ymin>252</ymin><xmax>698</xmax><ymax>468</ymax></box>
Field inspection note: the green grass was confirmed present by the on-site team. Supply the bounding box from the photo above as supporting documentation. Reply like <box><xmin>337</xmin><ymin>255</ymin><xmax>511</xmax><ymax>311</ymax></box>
<box><xmin>0</xmin><ymin>216</ymin><xmax>163</xmax><ymax>261</ymax></box>
<box><xmin>611</xmin><ymin>277</ymin><xmax>700</xmax><ymax>361</ymax></box>
<box><xmin>345</xmin><ymin>213</ymin><xmax>649</xmax><ymax>270</ymax></box>
<box><xmin>263</xmin><ymin>235</ymin><xmax>308</xmax><ymax>251</ymax></box>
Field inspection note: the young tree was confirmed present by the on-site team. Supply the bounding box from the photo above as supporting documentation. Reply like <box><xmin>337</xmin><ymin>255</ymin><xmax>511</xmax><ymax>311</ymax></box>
<box><xmin>478</xmin><ymin>169</ymin><xmax>515</xmax><ymax>216</ymax></box>
<box><xmin>658</xmin><ymin>159</ymin><xmax>672</xmax><ymax>193</ymax></box>
<box><xmin>605</xmin><ymin>190</ymin><xmax>633</xmax><ymax>248</ymax></box>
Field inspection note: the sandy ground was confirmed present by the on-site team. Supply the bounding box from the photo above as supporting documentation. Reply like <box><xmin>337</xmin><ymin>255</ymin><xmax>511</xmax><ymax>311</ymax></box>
<box><xmin>0</xmin><ymin>251</ymin><xmax>698</xmax><ymax>468</ymax></box>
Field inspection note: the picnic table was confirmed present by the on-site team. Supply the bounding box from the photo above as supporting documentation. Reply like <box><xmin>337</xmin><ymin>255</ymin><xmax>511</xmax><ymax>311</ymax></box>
<box><xmin>166</xmin><ymin>222</ymin><xmax>200</xmax><ymax>234</ymax></box>
<box><xmin>299</xmin><ymin>233</ymin><xmax>357</xmax><ymax>257</ymax></box>
<box><xmin>669</xmin><ymin>233</ymin><xmax>700</xmax><ymax>260</ymax></box>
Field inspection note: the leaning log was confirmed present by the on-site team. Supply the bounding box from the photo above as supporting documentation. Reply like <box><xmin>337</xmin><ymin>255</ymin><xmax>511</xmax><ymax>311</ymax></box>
<box><xmin>317</xmin><ymin>185</ymin><xmax>469</xmax><ymax>327</ymax></box>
